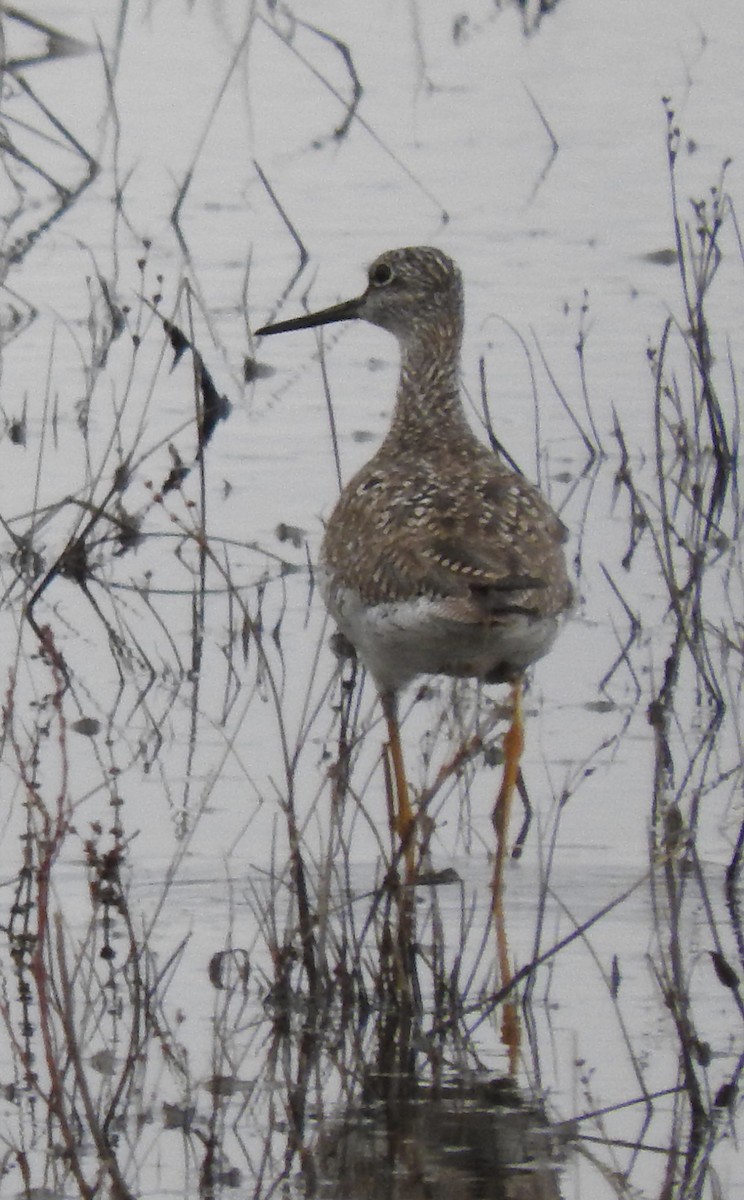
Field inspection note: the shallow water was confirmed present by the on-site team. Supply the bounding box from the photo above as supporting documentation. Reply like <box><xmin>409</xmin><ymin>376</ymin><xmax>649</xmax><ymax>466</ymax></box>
<box><xmin>0</xmin><ymin>2</ymin><xmax>743</xmax><ymax>1197</ymax></box>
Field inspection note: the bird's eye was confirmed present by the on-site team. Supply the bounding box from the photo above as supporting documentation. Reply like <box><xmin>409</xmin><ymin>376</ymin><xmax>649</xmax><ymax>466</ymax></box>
<box><xmin>370</xmin><ymin>262</ymin><xmax>393</xmax><ymax>287</ymax></box>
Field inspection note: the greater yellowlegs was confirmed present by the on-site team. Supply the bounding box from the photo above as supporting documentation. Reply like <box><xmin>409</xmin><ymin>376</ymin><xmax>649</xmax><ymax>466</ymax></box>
<box><xmin>255</xmin><ymin>247</ymin><xmax>571</xmax><ymax>885</ymax></box>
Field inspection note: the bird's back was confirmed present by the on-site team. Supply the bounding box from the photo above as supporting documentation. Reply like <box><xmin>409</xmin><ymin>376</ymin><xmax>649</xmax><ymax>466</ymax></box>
<box><xmin>322</xmin><ymin>439</ymin><xmax>571</xmax><ymax>615</ymax></box>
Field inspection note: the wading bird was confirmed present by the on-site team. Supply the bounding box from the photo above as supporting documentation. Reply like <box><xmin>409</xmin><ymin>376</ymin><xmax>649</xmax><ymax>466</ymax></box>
<box><xmin>255</xmin><ymin>247</ymin><xmax>571</xmax><ymax>892</ymax></box>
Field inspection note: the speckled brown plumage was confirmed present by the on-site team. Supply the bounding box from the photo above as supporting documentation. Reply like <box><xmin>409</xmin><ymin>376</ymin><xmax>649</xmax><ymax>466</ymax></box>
<box><xmin>256</xmin><ymin>246</ymin><xmax>572</xmax><ymax>696</ymax></box>
<box><xmin>321</xmin><ymin>443</ymin><xmax>569</xmax><ymax>619</ymax></box>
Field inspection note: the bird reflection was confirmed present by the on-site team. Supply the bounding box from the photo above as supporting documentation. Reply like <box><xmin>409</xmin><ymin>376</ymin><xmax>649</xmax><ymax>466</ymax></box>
<box><xmin>316</xmin><ymin>1072</ymin><xmax>569</xmax><ymax>1200</ymax></box>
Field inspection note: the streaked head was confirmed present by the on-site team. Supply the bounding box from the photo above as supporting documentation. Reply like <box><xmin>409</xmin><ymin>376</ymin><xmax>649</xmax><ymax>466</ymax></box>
<box><xmin>254</xmin><ymin>246</ymin><xmax>463</xmax><ymax>343</ymax></box>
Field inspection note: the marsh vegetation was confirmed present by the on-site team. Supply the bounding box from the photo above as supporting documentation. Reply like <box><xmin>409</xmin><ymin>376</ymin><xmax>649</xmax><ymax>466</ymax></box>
<box><xmin>0</xmin><ymin>2</ymin><xmax>742</xmax><ymax>1197</ymax></box>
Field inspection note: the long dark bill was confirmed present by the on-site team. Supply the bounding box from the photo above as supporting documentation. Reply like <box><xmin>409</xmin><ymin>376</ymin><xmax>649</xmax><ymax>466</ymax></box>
<box><xmin>255</xmin><ymin>295</ymin><xmax>362</xmax><ymax>337</ymax></box>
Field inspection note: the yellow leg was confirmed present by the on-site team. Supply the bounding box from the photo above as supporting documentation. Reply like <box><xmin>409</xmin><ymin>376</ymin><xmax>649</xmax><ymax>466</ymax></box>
<box><xmin>491</xmin><ymin>679</ymin><xmax>524</xmax><ymax>908</ymax></box>
<box><xmin>495</xmin><ymin>911</ymin><xmax>521</xmax><ymax>1073</ymax></box>
<box><xmin>491</xmin><ymin>678</ymin><xmax>524</xmax><ymax>1071</ymax></box>
<box><xmin>382</xmin><ymin>693</ymin><xmax>416</xmax><ymax>882</ymax></box>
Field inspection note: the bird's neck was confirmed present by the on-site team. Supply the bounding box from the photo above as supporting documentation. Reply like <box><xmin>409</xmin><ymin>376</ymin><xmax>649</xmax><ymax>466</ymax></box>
<box><xmin>382</xmin><ymin>317</ymin><xmax>475</xmax><ymax>456</ymax></box>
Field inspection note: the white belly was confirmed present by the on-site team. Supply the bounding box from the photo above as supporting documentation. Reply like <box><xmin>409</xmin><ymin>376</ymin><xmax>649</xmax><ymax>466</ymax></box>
<box><xmin>319</xmin><ymin>575</ymin><xmax>561</xmax><ymax>695</ymax></box>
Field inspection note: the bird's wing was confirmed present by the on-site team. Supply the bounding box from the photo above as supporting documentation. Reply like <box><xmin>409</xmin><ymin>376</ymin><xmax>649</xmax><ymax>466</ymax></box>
<box><xmin>326</xmin><ymin>457</ymin><xmax>569</xmax><ymax>616</ymax></box>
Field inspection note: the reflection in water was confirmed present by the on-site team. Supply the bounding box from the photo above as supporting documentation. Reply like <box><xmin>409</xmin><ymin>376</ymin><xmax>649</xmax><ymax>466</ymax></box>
<box><xmin>0</xmin><ymin>7</ymin><xmax>90</xmax><ymax>72</ymax></box>
<box><xmin>318</xmin><ymin>1073</ymin><xmax>568</xmax><ymax>1200</ymax></box>
<box><xmin>276</xmin><ymin>877</ymin><xmax>567</xmax><ymax>1200</ymax></box>
<box><xmin>0</xmin><ymin>13</ymin><xmax>97</xmax><ymax>271</ymax></box>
